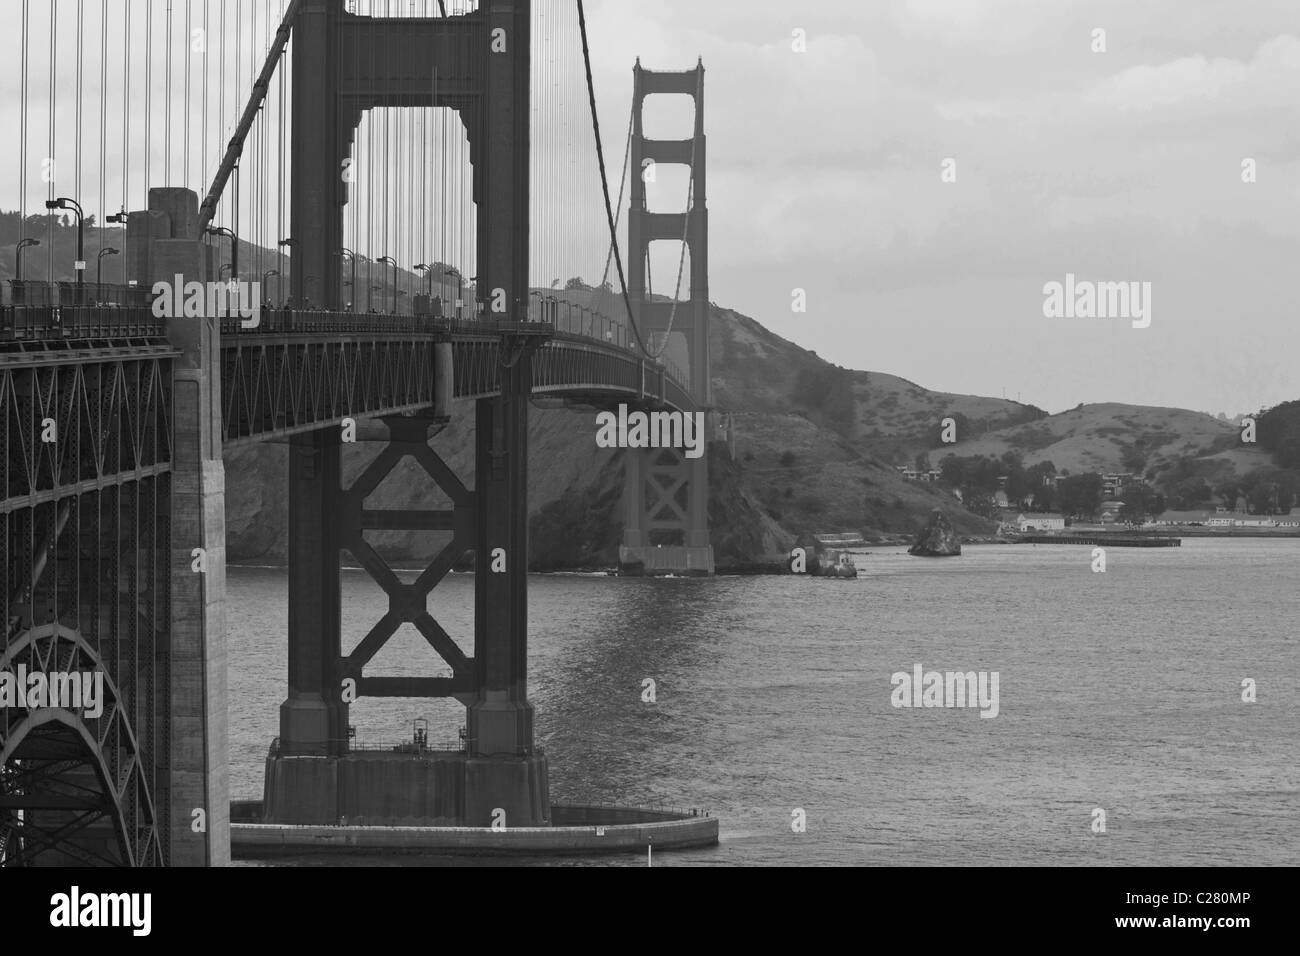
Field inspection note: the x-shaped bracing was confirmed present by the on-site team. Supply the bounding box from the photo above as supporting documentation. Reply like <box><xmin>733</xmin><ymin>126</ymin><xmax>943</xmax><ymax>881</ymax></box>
<box><xmin>336</xmin><ymin>417</ymin><xmax>478</xmax><ymax>705</ymax></box>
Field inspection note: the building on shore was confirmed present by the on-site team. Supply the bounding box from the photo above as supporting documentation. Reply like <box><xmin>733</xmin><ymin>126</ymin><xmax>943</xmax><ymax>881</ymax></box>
<box><xmin>1018</xmin><ymin>513</ymin><xmax>1066</xmax><ymax>531</ymax></box>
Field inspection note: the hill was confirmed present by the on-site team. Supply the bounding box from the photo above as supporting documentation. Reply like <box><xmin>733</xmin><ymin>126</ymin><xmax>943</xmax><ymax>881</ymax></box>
<box><xmin>933</xmin><ymin>401</ymin><xmax>1274</xmax><ymax>486</ymax></box>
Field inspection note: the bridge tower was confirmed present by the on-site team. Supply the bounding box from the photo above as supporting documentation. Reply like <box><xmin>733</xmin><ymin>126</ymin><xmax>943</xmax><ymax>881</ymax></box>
<box><xmin>620</xmin><ymin>60</ymin><xmax>715</xmax><ymax>576</ymax></box>
<box><xmin>264</xmin><ymin>0</ymin><xmax>549</xmax><ymax>828</ymax></box>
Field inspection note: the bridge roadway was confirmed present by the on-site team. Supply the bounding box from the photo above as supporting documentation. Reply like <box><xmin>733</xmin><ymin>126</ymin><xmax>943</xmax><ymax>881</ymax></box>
<box><xmin>2</xmin><ymin>302</ymin><xmax>693</xmax><ymax>458</ymax></box>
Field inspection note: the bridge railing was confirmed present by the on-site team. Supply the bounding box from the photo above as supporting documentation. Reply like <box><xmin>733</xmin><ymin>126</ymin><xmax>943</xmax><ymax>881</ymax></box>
<box><xmin>2</xmin><ymin>304</ymin><xmax>166</xmax><ymax>341</ymax></box>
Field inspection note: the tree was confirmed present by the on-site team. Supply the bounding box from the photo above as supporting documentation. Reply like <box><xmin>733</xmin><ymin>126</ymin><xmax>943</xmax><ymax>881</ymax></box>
<box><xmin>1215</xmin><ymin>483</ymin><xmax>1241</xmax><ymax>511</ymax></box>
<box><xmin>939</xmin><ymin>454</ymin><xmax>965</xmax><ymax>487</ymax></box>
<box><xmin>1168</xmin><ymin>477</ymin><xmax>1213</xmax><ymax>511</ymax></box>
<box><xmin>564</xmin><ymin>277</ymin><xmax>590</xmax><ymax>291</ymax></box>
<box><xmin>914</xmin><ymin>452</ymin><xmax>931</xmax><ymax>473</ymax></box>
<box><xmin>962</xmin><ymin>490</ymin><xmax>999</xmax><ymax>519</ymax></box>
<box><xmin>1057</xmin><ymin>473</ymin><xmax>1103</xmax><ymax>519</ymax></box>
<box><xmin>1117</xmin><ymin>481</ymin><xmax>1164</xmax><ymax>526</ymax></box>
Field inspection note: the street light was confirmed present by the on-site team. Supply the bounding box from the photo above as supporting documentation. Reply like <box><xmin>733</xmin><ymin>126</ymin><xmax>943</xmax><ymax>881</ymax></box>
<box><xmin>339</xmin><ymin>249</ymin><xmax>360</xmax><ymax>313</ymax></box>
<box><xmin>377</xmin><ymin>256</ymin><xmax>397</xmax><ymax>315</ymax></box>
<box><xmin>446</xmin><ymin>267</ymin><xmax>462</xmax><ymax>320</ymax></box>
<box><xmin>45</xmin><ymin>197</ymin><xmax>86</xmax><ymax>291</ymax></box>
<box><xmin>15</xmin><ymin>238</ymin><xmax>40</xmax><ymax>282</ymax></box>
<box><xmin>262</xmin><ymin>269</ymin><xmax>280</xmax><ymax>306</ymax></box>
<box><xmin>414</xmin><ymin>263</ymin><xmax>437</xmax><ymax>296</ymax></box>
<box><xmin>97</xmin><ymin>247</ymin><xmax>120</xmax><ymax>287</ymax></box>
<box><xmin>207</xmin><ymin>226</ymin><xmax>239</xmax><ymax>286</ymax></box>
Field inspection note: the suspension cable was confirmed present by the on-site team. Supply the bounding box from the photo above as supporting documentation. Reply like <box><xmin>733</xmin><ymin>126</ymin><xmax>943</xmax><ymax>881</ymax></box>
<box><xmin>575</xmin><ymin>0</ymin><xmax>654</xmax><ymax>360</ymax></box>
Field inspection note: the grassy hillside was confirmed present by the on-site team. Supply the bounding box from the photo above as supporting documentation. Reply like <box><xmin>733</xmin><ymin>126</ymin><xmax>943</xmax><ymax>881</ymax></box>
<box><xmin>934</xmin><ymin>402</ymin><xmax>1270</xmax><ymax>485</ymax></box>
<box><xmin>710</xmin><ymin>306</ymin><xmax>1047</xmax><ymax>466</ymax></box>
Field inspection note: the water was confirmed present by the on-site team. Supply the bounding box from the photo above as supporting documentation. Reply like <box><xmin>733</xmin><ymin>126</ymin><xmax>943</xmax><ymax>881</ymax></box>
<box><xmin>227</xmin><ymin>539</ymin><xmax>1300</xmax><ymax>866</ymax></box>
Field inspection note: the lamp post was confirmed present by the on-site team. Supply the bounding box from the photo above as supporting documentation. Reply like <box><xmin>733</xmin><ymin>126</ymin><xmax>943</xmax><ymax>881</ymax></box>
<box><xmin>446</xmin><ymin>267</ymin><xmax>461</xmax><ymax>320</ymax></box>
<box><xmin>377</xmin><ymin>256</ymin><xmax>397</xmax><ymax>315</ymax></box>
<box><xmin>207</xmin><ymin>226</ymin><xmax>239</xmax><ymax>288</ymax></box>
<box><xmin>340</xmin><ymin>249</ymin><xmax>359</xmax><ymax>313</ymax></box>
<box><xmin>414</xmin><ymin>263</ymin><xmax>439</xmax><ymax>296</ymax></box>
<box><xmin>97</xmin><ymin>247</ymin><xmax>120</xmax><ymax>288</ymax></box>
<box><xmin>262</xmin><ymin>269</ymin><xmax>280</xmax><ymax>307</ymax></box>
<box><xmin>278</xmin><ymin>238</ymin><xmax>298</xmax><ymax>305</ymax></box>
<box><xmin>15</xmin><ymin>238</ymin><xmax>40</xmax><ymax>282</ymax></box>
<box><xmin>45</xmin><ymin>198</ymin><xmax>86</xmax><ymax>293</ymax></box>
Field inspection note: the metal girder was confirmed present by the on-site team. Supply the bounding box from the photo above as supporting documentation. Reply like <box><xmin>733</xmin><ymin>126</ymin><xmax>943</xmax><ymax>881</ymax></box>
<box><xmin>1</xmin><ymin>350</ymin><xmax>174</xmax><ymax>513</ymax></box>
<box><xmin>1</xmin><ymin>624</ymin><xmax>162</xmax><ymax>867</ymax></box>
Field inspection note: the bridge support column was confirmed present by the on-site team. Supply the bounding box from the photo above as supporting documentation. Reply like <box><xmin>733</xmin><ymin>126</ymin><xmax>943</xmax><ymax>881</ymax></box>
<box><xmin>280</xmin><ymin>430</ymin><xmax>345</xmax><ymax>758</ymax></box>
<box><xmin>465</xmin><ymin>347</ymin><xmax>549</xmax><ymax>827</ymax></box>
<box><xmin>160</xmin><ymin>187</ymin><xmax>230</xmax><ymax>865</ymax></box>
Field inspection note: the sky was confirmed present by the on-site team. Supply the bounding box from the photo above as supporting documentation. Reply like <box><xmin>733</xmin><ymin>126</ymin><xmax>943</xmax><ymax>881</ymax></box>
<box><xmin>2</xmin><ymin>0</ymin><xmax>1297</xmax><ymax>416</ymax></box>
<box><xmin>584</xmin><ymin>0</ymin><xmax>1300</xmax><ymax>416</ymax></box>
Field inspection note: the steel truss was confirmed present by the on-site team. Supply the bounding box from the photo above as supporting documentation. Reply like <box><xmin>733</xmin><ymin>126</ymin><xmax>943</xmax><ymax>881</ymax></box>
<box><xmin>2</xmin><ymin>347</ymin><xmax>172</xmax><ymax>866</ymax></box>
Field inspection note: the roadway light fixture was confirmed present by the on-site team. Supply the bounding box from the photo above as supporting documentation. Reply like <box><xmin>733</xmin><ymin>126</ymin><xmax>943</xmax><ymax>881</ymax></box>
<box><xmin>15</xmin><ymin>238</ymin><xmax>41</xmax><ymax>282</ymax></box>
<box><xmin>262</xmin><ymin>269</ymin><xmax>280</xmax><ymax>305</ymax></box>
<box><xmin>446</xmin><ymin>267</ymin><xmax>463</xmax><ymax>319</ymax></box>
<box><xmin>45</xmin><ymin>197</ymin><xmax>86</xmax><ymax>289</ymax></box>
<box><xmin>97</xmin><ymin>247</ymin><xmax>120</xmax><ymax>287</ymax></box>
<box><xmin>206</xmin><ymin>226</ymin><xmax>239</xmax><ymax>285</ymax></box>
<box><xmin>339</xmin><ymin>249</ymin><xmax>360</xmax><ymax>313</ymax></box>
<box><xmin>377</xmin><ymin>255</ymin><xmax>397</xmax><ymax>315</ymax></box>
<box><xmin>414</xmin><ymin>263</ymin><xmax>438</xmax><ymax>297</ymax></box>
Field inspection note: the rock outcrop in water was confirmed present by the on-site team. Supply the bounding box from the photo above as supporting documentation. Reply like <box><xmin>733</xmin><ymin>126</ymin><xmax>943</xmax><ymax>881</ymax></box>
<box><xmin>908</xmin><ymin>509</ymin><xmax>962</xmax><ymax>557</ymax></box>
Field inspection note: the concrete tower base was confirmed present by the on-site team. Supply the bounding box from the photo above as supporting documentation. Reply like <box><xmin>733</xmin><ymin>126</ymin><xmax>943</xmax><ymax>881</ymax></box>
<box><xmin>261</xmin><ymin>748</ymin><xmax>550</xmax><ymax>828</ymax></box>
<box><xmin>618</xmin><ymin>545</ymin><xmax>715</xmax><ymax>577</ymax></box>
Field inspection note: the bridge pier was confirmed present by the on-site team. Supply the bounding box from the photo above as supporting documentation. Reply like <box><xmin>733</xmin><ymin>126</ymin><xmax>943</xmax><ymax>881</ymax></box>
<box><xmin>149</xmin><ymin>188</ymin><xmax>231</xmax><ymax>865</ymax></box>
<box><xmin>280</xmin><ymin>430</ymin><xmax>345</xmax><ymax>758</ymax></box>
<box><xmin>263</xmin><ymin>344</ymin><xmax>550</xmax><ymax>828</ymax></box>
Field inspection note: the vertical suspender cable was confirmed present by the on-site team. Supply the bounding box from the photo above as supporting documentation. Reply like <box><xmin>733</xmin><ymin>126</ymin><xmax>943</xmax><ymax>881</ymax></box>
<box><xmin>100</xmin><ymin>0</ymin><xmax>107</xmax><ymax>267</ymax></box>
<box><xmin>165</xmin><ymin>0</ymin><xmax>172</xmax><ymax>186</ymax></box>
<box><xmin>48</xmin><ymin>1</ymin><xmax>57</xmax><ymax>281</ymax></box>
<box><xmin>21</xmin><ymin>0</ymin><xmax>29</xmax><ymax>231</ymax></box>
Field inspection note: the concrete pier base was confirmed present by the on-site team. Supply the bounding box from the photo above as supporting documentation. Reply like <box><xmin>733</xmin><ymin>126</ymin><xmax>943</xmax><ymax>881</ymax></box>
<box><xmin>261</xmin><ymin>749</ymin><xmax>550</xmax><ymax>827</ymax></box>
<box><xmin>618</xmin><ymin>545</ymin><xmax>715</xmax><ymax>577</ymax></box>
<box><xmin>232</xmin><ymin>800</ymin><xmax>719</xmax><ymax>857</ymax></box>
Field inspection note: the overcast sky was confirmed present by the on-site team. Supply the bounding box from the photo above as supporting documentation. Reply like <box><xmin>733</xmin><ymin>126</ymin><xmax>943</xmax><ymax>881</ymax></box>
<box><xmin>3</xmin><ymin>0</ymin><xmax>1296</xmax><ymax>417</ymax></box>
<box><xmin>587</xmin><ymin>0</ymin><xmax>1300</xmax><ymax>416</ymax></box>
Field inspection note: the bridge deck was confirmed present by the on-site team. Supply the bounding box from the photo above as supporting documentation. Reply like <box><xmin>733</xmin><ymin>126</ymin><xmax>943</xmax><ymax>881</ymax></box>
<box><xmin>2</xmin><ymin>305</ymin><xmax>695</xmax><ymax>459</ymax></box>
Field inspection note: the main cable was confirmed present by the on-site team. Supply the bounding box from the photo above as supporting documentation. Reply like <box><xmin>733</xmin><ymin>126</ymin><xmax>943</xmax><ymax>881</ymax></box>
<box><xmin>575</xmin><ymin>0</ymin><xmax>653</xmax><ymax>360</ymax></box>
